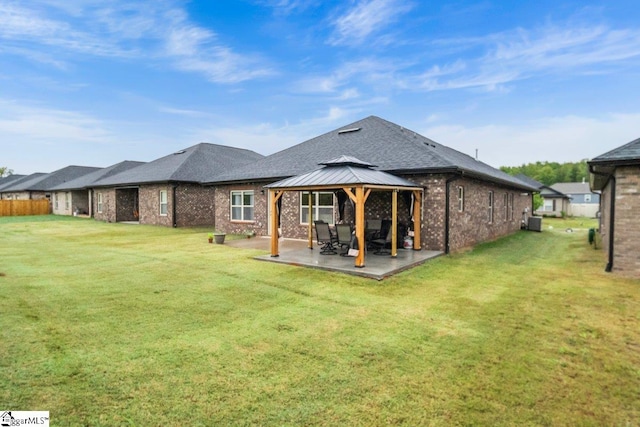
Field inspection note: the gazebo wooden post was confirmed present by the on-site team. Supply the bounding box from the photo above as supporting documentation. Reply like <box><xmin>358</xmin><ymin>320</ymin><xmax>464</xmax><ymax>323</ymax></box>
<box><xmin>270</xmin><ymin>190</ymin><xmax>284</xmax><ymax>257</ymax></box>
<box><xmin>391</xmin><ymin>189</ymin><xmax>398</xmax><ymax>257</ymax></box>
<box><xmin>413</xmin><ymin>189</ymin><xmax>422</xmax><ymax>250</ymax></box>
<box><xmin>355</xmin><ymin>186</ymin><xmax>366</xmax><ymax>268</ymax></box>
<box><xmin>308</xmin><ymin>191</ymin><xmax>314</xmax><ymax>249</ymax></box>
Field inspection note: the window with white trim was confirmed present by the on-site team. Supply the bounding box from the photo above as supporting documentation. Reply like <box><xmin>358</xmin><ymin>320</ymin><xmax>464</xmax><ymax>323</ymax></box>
<box><xmin>457</xmin><ymin>186</ymin><xmax>464</xmax><ymax>212</ymax></box>
<box><xmin>159</xmin><ymin>190</ymin><xmax>168</xmax><ymax>216</ymax></box>
<box><xmin>231</xmin><ymin>190</ymin><xmax>254</xmax><ymax>221</ymax></box>
<box><xmin>97</xmin><ymin>193</ymin><xmax>103</xmax><ymax>213</ymax></box>
<box><xmin>301</xmin><ymin>192</ymin><xmax>335</xmax><ymax>224</ymax></box>
<box><xmin>488</xmin><ymin>191</ymin><xmax>494</xmax><ymax>223</ymax></box>
<box><xmin>65</xmin><ymin>192</ymin><xmax>70</xmax><ymax>210</ymax></box>
<box><xmin>54</xmin><ymin>194</ymin><xmax>58</xmax><ymax>210</ymax></box>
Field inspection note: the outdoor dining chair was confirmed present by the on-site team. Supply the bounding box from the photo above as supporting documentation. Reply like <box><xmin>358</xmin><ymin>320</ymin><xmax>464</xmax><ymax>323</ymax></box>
<box><xmin>335</xmin><ymin>223</ymin><xmax>353</xmax><ymax>256</ymax></box>
<box><xmin>314</xmin><ymin>220</ymin><xmax>338</xmax><ymax>255</ymax></box>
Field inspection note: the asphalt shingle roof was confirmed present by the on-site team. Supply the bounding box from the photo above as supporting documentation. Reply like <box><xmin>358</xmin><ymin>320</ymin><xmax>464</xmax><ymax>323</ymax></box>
<box><xmin>514</xmin><ymin>174</ymin><xmax>544</xmax><ymax>189</ymax></box>
<box><xmin>590</xmin><ymin>137</ymin><xmax>640</xmax><ymax>164</ymax></box>
<box><xmin>93</xmin><ymin>143</ymin><xmax>263</xmax><ymax>187</ymax></box>
<box><xmin>0</xmin><ymin>166</ymin><xmax>100</xmax><ymax>192</ymax></box>
<box><xmin>49</xmin><ymin>161</ymin><xmax>146</xmax><ymax>191</ymax></box>
<box><xmin>0</xmin><ymin>174</ymin><xmax>27</xmax><ymax>191</ymax></box>
<box><xmin>551</xmin><ymin>182</ymin><xmax>592</xmax><ymax>195</ymax></box>
<box><xmin>209</xmin><ymin>116</ymin><xmax>535</xmax><ymax>191</ymax></box>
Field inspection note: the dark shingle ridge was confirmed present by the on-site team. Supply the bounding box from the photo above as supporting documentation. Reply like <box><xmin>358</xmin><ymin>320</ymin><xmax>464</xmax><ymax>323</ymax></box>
<box><xmin>92</xmin><ymin>142</ymin><xmax>263</xmax><ymax>187</ymax></box>
<box><xmin>590</xmin><ymin>137</ymin><xmax>640</xmax><ymax>163</ymax></box>
<box><xmin>49</xmin><ymin>161</ymin><xmax>146</xmax><ymax>191</ymax></box>
<box><xmin>0</xmin><ymin>166</ymin><xmax>100</xmax><ymax>192</ymax></box>
<box><xmin>209</xmin><ymin>115</ymin><xmax>535</xmax><ymax>190</ymax></box>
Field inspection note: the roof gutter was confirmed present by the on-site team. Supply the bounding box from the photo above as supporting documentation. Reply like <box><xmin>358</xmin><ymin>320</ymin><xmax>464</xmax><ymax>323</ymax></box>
<box><xmin>589</xmin><ymin>164</ymin><xmax>615</xmax><ymax>272</ymax></box>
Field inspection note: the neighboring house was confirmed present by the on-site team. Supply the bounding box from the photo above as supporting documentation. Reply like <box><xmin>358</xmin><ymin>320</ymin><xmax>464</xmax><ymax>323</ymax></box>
<box><xmin>206</xmin><ymin>116</ymin><xmax>536</xmax><ymax>253</ymax></box>
<box><xmin>589</xmin><ymin>136</ymin><xmax>640</xmax><ymax>277</ymax></box>
<box><xmin>49</xmin><ymin>161</ymin><xmax>145</xmax><ymax>216</ymax></box>
<box><xmin>550</xmin><ymin>182</ymin><xmax>600</xmax><ymax>218</ymax></box>
<box><xmin>0</xmin><ymin>166</ymin><xmax>100</xmax><ymax>211</ymax></box>
<box><xmin>0</xmin><ymin>173</ymin><xmax>46</xmax><ymax>199</ymax></box>
<box><xmin>0</xmin><ymin>174</ymin><xmax>27</xmax><ymax>194</ymax></box>
<box><xmin>538</xmin><ymin>186</ymin><xmax>571</xmax><ymax>217</ymax></box>
<box><xmin>90</xmin><ymin>143</ymin><xmax>264</xmax><ymax>227</ymax></box>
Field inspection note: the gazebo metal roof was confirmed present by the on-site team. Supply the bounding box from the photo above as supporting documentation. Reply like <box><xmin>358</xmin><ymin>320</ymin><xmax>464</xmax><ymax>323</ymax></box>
<box><xmin>265</xmin><ymin>156</ymin><xmax>422</xmax><ymax>191</ymax></box>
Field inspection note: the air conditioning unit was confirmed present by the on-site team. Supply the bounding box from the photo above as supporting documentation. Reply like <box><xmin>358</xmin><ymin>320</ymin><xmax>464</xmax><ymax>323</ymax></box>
<box><xmin>528</xmin><ymin>216</ymin><xmax>542</xmax><ymax>232</ymax></box>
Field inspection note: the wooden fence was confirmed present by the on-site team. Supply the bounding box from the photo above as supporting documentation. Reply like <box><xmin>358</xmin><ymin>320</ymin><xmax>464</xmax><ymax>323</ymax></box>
<box><xmin>0</xmin><ymin>200</ymin><xmax>51</xmax><ymax>216</ymax></box>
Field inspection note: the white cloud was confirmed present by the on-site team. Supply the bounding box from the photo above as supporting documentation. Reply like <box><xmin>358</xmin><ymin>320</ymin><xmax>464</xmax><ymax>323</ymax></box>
<box><xmin>0</xmin><ymin>1</ymin><xmax>274</xmax><ymax>83</ymax></box>
<box><xmin>414</xmin><ymin>24</ymin><xmax>640</xmax><ymax>92</ymax></box>
<box><xmin>328</xmin><ymin>0</ymin><xmax>413</xmax><ymax>46</ymax></box>
<box><xmin>421</xmin><ymin>113</ymin><xmax>640</xmax><ymax>167</ymax></box>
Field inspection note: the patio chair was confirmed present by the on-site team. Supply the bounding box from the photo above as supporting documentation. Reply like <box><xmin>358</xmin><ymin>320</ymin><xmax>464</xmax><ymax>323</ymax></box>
<box><xmin>335</xmin><ymin>223</ymin><xmax>353</xmax><ymax>256</ymax></box>
<box><xmin>365</xmin><ymin>219</ymin><xmax>382</xmax><ymax>241</ymax></box>
<box><xmin>370</xmin><ymin>220</ymin><xmax>393</xmax><ymax>255</ymax></box>
<box><xmin>314</xmin><ymin>220</ymin><xmax>338</xmax><ymax>255</ymax></box>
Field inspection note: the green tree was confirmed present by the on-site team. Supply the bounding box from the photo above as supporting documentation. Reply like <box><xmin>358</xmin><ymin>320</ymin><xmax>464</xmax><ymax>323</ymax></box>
<box><xmin>0</xmin><ymin>166</ymin><xmax>13</xmax><ymax>177</ymax></box>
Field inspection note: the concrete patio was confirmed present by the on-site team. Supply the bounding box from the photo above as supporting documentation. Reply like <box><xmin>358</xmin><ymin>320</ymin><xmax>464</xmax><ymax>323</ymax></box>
<box><xmin>226</xmin><ymin>236</ymin><xmax>443</xmax><ymax>280</ymax></box>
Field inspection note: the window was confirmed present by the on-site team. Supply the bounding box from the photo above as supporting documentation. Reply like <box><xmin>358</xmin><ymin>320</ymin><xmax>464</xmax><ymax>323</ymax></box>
<box><xmin>301</xmin><ymin>192</ymin><xmax>335</xmax><ymax>224</ymax></box>
<box><xmin>509</xmin><ymin>193</ymin><xmax>514</xmax><ymax>221</ymax></box>
<box><xmin>503</xmin><ymin>193</ymin><xmax>508</xmax><ymax>222</ymax></box>
<box><xmin>97</xmin><ymin>193</ymin><xmax>103</xmax><ymax>213</ymax></box>
<box><xmin>231</xmin><ymin>191</ymin><xmax>254</xmax><ymax>221</ymax></box>
<box><xmin>159</xmin><ymin>190</ymin><xmax>168</xmax><ymax>216</ymax></box>
<box><xmin>65</xmin><ymin>192</ymin><xmax>70</xmax><ymax>210</ymax></box>
<box><xmin>543</xmin><ymin>199</ymin><xmax>555</xmax><ymax>212</ymax></box>
<box><xmin>457</xmin><ymin>186</ymin><xmax>464</xmax><ymax>212</ymax></box>
<box><xmin>584</xmin><ymin>194</ymin><xmax>592</xmax><ymax>202</ymax></box>
<box><xmin>488</xmin><ymin>191</ymin><xmax>494</xmax><ymax>223</ymax></box>
<box><xmin>54</xmin><ymin>194</ymin><xmax>58</xmax><ymax>210</ymax></box>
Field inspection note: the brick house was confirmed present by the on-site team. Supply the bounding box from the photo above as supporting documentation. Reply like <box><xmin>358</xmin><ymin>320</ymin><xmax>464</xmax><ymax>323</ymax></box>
<box><xmin>207</xmin><ymin>116</ymin><xmax>535</xmax><ymax>253</ymax></box>
<box><xmin>90</xmin><ymin>143</ymin><xmax>263</xmax><ymax>227</ymax></box>
<box><xmin>49</xmin><ymin>161</ymin><xmax>145</xmax><ymax>216</ymax></box>
<box><xmin>589</xmin><ymin>137</ymin><xmax>640</xmax><ymax>277</ymax></box>
<box><xmin>0</xmin><ymin>166</ymin><xmax>100</xmax><ymax>212</ymax></box>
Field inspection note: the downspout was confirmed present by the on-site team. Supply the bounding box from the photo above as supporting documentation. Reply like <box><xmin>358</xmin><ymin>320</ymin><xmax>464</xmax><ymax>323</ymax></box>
<box><xmin>444</xmin><ymin>173</ymin><xmax>462</xmax><ymax>254</ymax></box>
<box><xmin>172</xmin><ymin>183</ymin><xmax>178</xmax><ymax>228</ymax></box>
<box><xmin>589</xmin><ymin>166</ymin><xmax>615</xmax><ymax>272</ymax></box>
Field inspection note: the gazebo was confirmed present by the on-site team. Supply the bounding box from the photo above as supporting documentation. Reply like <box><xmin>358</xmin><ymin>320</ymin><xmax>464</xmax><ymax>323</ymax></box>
<box><xmin>265</xmin><ymin>156</ymin><xmax>424</xmax><ymax>269</ymax></box>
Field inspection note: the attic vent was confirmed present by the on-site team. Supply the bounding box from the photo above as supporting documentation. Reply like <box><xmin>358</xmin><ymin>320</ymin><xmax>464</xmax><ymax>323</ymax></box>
<box><xmin>174</xmin><ymin>150</ymin><xmax>186</xmax><ymax>155</ymax></box>
<box><xmin>338</xmin><ymin>127</ymin><xmax>361</xmax><ymax>134</ymax></box>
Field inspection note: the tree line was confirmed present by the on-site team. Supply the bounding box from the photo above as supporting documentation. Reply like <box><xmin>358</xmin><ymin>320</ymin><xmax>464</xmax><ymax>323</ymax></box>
<box><xmin>500</xmin><ymin>160</ymin><xmax>590</xmax><ymax>186</ymax></box>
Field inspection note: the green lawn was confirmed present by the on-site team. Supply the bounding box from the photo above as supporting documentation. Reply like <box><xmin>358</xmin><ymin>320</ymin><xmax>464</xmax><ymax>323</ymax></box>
<box><xmin>1</xmin><ymin>215</ymin><xmax>638</xmax><ymax>426</ymax></box>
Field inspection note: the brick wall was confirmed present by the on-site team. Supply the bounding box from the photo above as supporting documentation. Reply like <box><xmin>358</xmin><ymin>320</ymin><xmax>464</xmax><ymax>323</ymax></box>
<box><xmin>138</xmin><ymin>185</ymin><xmax>171</xmax><ymax>226</ymax></box>
<box><xmin>93</xmin><ymin>188</ymin><xmax>117</xmax><ymax>223</ymax></box>
<box><xmin>174</xmin><ymin>184</ymin><xmax>216</xmax><ymax>227</ymax></box>
<box><xmin>215</xmin><ymin>183</ymin><xmax>269</xmax><ymax>235</ymax></box>
<box><xmin>610</xmin><ymin>166</ymin><xmax>640</xmax><ymax>277</ymax></box>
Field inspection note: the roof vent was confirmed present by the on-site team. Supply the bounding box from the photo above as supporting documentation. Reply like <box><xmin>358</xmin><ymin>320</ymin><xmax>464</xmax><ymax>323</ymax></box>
<box><xmin>174</xmin><ymin>150</ymin><xmax>186</xmax><ymax>155</ymax></box>
<box><xmin>423</xmin><ymin>142</ymin><xmax>436</xmax><ymax>148</ymax></box>
<box><xmin>338</xmin><ymin>127</ymin><xmax>361</xmax><ymax>134</ymax></box>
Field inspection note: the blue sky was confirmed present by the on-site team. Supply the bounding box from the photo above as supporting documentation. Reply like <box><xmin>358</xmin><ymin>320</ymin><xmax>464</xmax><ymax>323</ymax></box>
<box><xmin>2</xmin><ymin>0</ymin><xmax>639</xmax><ymax>175</ymax></box>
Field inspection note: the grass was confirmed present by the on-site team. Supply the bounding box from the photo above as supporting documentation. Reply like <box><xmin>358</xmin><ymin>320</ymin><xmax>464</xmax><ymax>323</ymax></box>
<box><xmin>1</xmin><ymin>215</ymin><xmax>638</xmax><ymax>426</ymax></box>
